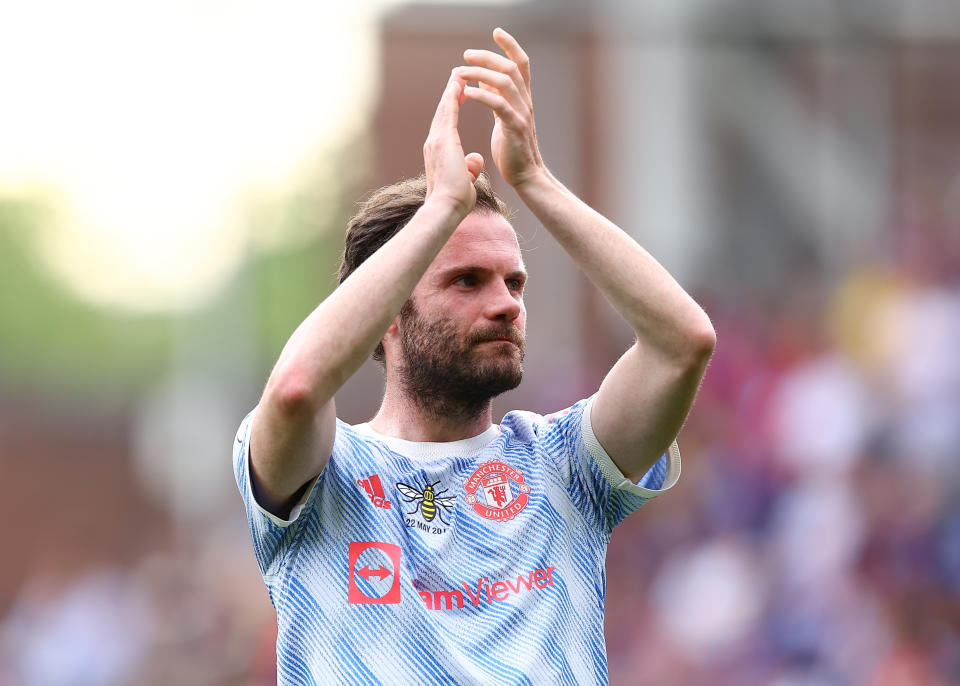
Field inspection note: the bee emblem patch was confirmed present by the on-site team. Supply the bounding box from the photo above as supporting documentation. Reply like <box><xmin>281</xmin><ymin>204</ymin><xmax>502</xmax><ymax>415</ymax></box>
<box><xmin>397</xmin><ymin>480</ymin><xmax>456</xmax><ymax>535</ymax></box>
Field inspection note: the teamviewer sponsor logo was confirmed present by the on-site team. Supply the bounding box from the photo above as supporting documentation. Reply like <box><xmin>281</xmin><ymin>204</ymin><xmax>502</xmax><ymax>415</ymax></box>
<box><xmin>348</xmin><ymin>542</ymin><xmax>402</xmax><ymax>604</ymax></box>
<box><xmin>417</xmin><ymin>565</ymin><xmax>557</xmax><ymax>610</ymax></box>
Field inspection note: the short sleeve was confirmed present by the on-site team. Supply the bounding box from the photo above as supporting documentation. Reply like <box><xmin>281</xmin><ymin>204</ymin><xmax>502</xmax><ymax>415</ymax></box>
<box><xmin>232</xmin><ymin>407</ymin><xmax>319</xmax><ymax>577</ymax></box>
<box><xmin>538</xmin><ymin>396</ymin><xmax>681</xmax><ymax>535</ymax></box>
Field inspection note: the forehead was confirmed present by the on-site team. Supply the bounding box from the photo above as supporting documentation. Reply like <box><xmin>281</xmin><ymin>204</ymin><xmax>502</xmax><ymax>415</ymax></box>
<box><xmin>427</xmin><ymin>211</ymin><xmax>523</xmax><ymax>275</ymax></box>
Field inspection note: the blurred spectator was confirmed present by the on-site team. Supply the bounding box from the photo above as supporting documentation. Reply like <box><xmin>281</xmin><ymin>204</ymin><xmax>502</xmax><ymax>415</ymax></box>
<box><xmin>0</xmin><ymin>567</ymin><xmax>150</xmax><ymax>686</ymax></box>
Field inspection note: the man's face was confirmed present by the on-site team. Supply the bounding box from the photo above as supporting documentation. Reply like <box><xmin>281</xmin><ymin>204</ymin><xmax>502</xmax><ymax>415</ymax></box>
<box><xmin>395</xmin><ymin>211</ymin><xmax>527</xmax><ymax>409</ymax></box>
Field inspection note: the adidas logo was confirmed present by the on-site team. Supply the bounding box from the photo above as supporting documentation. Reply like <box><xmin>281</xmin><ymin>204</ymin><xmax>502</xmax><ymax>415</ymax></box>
<box><xmin>358</xmin><ymin>474</ymin><xmax>392</xmax><ymax>509</ymax></box>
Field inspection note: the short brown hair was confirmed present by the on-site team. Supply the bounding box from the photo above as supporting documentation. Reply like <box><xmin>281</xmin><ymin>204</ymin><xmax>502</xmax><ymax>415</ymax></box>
<box><xmin>339</xmin><ymin>172</ymin><xmax>511</xmax><ymax>362</ymax></box>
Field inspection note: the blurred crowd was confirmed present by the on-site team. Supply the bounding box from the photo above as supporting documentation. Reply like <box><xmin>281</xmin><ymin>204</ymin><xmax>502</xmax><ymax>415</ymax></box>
<box><xmin>2</xmin><ymin>253</ymin><xmax>957</xmax><ymax>686</ymax></box>
<box><xmin>0</xmin><ymin>525</ymin><xmax>277</xmax><ymax>686</ymax></box>
<box><xmin>605</xmin><ymin>251</ymin><xmax>960</xmax><ymax>685</ymax></box>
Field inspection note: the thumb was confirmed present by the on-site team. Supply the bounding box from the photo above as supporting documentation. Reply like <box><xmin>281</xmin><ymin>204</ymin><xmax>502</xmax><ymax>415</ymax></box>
<box><xmin>465</xmin><ymin>152</ymin><xmax>484</xmax><ymax>180</ymax></box>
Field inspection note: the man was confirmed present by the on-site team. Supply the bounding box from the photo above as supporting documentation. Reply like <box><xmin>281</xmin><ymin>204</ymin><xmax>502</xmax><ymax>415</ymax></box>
<box><xmin>233</xmin><ymin>27</ymin><xmax>715</xmax><ymax>685</ymax></box>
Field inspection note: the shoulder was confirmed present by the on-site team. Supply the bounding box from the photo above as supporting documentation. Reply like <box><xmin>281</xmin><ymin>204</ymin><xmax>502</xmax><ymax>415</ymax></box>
<box><xmin>328</xmin><ymin>419</ymin><xmax>397</xmax><ymax>473</ymax></box>
<box><xmin>332</xmin><ymin>417</ymin><xmax>378</xmax><ymax>448</ymax></box>
<box><xmin>498</xmin><ymin>397</ymin><xmax>593</xmax><ymax>444</ymax></box>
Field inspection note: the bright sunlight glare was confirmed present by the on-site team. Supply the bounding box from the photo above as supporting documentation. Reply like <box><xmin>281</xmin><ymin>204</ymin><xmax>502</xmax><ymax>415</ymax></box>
<box><xmin>0</xmin><ymin>0</ymin><xmax>381</xmax><ymax>311</ymax></box>
<box><xmin>0</xmin><ymin>0</ymin><xmax>522</xmax><ymax>311</ymax></box>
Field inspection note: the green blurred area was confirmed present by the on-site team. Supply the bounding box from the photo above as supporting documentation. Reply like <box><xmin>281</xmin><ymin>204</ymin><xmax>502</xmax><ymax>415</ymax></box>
<box><xmin>0</xmin><ymin>177</ymin><xmax>352</xmax><ymax>398</ymax></box>
<box><xmin>250</xmin><ymin>184</ymin><xmax>352</xmax><ymax>370</ymax></box>
<box><xmin>0</xmin><ymin>196</ymin><xmax>173</xmax><ymax>395</ymax></box>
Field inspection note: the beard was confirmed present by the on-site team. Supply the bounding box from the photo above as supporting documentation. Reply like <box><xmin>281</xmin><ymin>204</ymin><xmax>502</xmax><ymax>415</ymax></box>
<box><xmin>397</xmin><ymin>299</ymin><xmax>525</xmax><ymax>421</ymax></box>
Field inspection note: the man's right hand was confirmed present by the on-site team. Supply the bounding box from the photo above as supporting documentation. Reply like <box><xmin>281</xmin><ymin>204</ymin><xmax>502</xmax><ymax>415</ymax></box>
<box><xmin>423</xmin><ymin>69</ymin><xmax>485</xmax><ymax>220</ymax></box>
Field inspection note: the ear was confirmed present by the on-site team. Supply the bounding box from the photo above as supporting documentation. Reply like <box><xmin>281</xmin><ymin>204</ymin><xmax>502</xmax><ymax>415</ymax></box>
<box><xmin>381</xmin><ymin>314</ymin><xmax>402</xmax><ymax>356</ymax></box>
<box><xmin>385</xmin><ymin>314</ymin><xmax>400</xmax><ymax>336</ymax></box>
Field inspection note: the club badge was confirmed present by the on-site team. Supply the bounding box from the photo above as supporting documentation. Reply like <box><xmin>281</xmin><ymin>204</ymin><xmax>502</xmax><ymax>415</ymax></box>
<box><xmin>464</xmin><ymin>460</ymin><xmax>530</xmax><ymax>522</ymax></box>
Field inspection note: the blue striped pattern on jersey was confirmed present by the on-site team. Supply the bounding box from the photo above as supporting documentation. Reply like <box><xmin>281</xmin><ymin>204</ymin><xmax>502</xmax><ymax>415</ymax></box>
<box><xmin>233</xmin><ymin>397</ymin><xmax>678</xmax><ymax>685</ymax></box>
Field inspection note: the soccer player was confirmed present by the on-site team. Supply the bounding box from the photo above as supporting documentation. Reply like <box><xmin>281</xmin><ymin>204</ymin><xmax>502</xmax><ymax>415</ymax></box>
<box><xmin>234</xmin><ymin>27</ymin><xmax>715</xmax><ymax>685</ymax></box>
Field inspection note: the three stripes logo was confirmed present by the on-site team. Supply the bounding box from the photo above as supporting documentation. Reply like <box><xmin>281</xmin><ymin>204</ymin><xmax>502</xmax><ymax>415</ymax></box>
<box><xmin>358</xmin><ymin>474</ymin><xmax>392</xmax><ymax>509</ymax></box>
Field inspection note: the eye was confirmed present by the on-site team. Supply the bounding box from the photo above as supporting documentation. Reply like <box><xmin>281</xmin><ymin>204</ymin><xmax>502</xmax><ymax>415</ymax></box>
<box><xmin>454</xmin><ymin>274</ymin><xmax>478</xmax><ymax>288</ymax></box>
<box><xmin>507</xmin><ymin>278</ymin><xmax>525</xmax><ymax>293</ymax></box>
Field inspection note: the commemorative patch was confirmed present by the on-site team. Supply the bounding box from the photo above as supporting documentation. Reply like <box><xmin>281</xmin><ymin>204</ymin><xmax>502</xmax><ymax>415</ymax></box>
<box><xmin>463</xmin><ymin>460</ymin><xmax>530</xmax><ymax>522</ymax></box>
<box><xmin>397</xmin><ymin>479</ymin><xmax>455</xmax><ymax>535</ymax></box>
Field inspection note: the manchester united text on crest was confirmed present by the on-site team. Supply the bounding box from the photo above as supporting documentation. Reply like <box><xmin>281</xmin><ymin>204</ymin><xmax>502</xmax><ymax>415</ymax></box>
<box><xmin>463</xmin><ymin>460</ymin><xmax>531</xmax><ymax>522</ymax></box>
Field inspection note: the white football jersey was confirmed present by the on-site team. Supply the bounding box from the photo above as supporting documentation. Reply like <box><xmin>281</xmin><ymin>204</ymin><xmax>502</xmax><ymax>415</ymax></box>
<box><xmin>233</xmin><ymin>396</ymin><xmax>681</xmax><ymax>685</ymax></box>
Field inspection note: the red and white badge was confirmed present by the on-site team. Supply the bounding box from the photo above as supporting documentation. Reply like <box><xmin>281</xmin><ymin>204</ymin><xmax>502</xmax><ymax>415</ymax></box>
<box><xmin>464</xmin><ymin>460</ymin><xmax>530</xmax><ymax>522</ymax></box>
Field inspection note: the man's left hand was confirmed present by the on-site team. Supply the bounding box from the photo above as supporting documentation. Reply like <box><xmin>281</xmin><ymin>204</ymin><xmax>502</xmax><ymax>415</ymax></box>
<box><xmin>458</xmin><ymin>28</ymin><xmax>545</xmax><ymax>190</ymax></box>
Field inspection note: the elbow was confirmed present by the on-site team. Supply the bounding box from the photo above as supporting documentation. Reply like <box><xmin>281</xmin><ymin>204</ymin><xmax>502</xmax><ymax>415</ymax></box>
<box><xmin>693</xmin><ymin>320</ymin><xmax>717</xmax><ymax>360</ymax></box>
<box><xmin>263</xmin><ymin>367</ymin><xmax>318</xmax><ymax>419</ymax></box>
<box><xmin>680</xmin><ymin>313</ymin><xmax>717</xmax><ymax>369</ymax></box>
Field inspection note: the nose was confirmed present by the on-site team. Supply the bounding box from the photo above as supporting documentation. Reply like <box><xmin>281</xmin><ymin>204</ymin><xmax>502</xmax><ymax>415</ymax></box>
<box><xmin>484</xmin><ymin>280</ymin><xmax>523</xmax><ymax>323</ymax></box>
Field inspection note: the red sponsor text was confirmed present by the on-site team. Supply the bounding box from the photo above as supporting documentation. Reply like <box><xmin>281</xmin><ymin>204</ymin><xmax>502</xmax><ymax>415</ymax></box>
<box><xmin>418</xmin><ymin>565</ymin><xmax>557</xmax><ymax>611</ymax></box>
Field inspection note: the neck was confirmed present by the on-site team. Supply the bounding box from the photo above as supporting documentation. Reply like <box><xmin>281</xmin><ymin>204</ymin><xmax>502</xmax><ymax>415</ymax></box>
<box><xmin>369</xmin><ymin>377</ymin><xmax>494</xmax><ymax>442</ymax></box>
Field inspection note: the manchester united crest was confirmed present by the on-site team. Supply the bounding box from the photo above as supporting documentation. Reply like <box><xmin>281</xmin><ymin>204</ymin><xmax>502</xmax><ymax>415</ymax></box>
<box><xmin>463</xmin><ymin>460</ymin><xmax>530</xmax><ymax>522</ymax></box>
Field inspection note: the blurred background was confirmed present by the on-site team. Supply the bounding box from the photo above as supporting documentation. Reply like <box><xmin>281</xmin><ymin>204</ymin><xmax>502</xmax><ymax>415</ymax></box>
<box><xmin>2</xmin><ymin>0</ymin><xmax>959</xmax><ymax>684</ymax></box>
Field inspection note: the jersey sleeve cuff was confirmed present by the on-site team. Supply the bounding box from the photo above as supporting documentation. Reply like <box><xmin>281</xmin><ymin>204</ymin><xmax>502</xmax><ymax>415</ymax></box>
<box><xmin>580</xmin><ymin>397</ymin><xmax>682</xmax><ymax>498</ymax></box>
<box><xmin>241</xmin><ymin>411</ymin><xmax>318</xmax><ymax>528</ymax></box>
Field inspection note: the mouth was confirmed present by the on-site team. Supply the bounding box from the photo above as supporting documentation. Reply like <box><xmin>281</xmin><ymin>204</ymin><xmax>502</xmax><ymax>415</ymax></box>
<box><xmin>476</xmin><ymin>337</ymin><xmax>518</xmax><ymax>346</ymax></box>
<box><xmin>470</xmin><ymin>328</ymin><xmax>524</xmax><ymax>350</ymax></box>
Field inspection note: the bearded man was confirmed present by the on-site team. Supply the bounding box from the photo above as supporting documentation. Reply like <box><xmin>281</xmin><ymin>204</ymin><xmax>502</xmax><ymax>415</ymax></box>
<box><xmin>233</xmin><ymin>27</ymin><xmax>715</xmax><ymax>685</ymax></box>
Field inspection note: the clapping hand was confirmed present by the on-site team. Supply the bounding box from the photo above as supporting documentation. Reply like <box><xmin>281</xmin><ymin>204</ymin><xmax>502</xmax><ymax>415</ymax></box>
<box><xmin>457</xmin><ymin>28</ymin><xmax>545</xmax><ymax>190</ymax></box>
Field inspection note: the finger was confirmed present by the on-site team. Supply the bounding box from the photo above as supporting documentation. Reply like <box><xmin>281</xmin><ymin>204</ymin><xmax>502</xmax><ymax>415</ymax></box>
<box><xmin>463</xmin><ymin>85</ymin><xmax>523</xmax><ymax>128</ymax></box>
<box><xmin>429</xmin><ymin>69</ymin><xmax>465</xmax><ymax>134</ymax></box>
<box><xmin>492</xmin><ymin>27</ymin><xmax>531</xmax><ymax>87</ymax></box>
<box><xmin>476</xmin><ymin>81</ymin><xmax>500</xmax><ymax>125</ymax></box>
<box><xmin>463</xmin><ymin>48</ymin><xmax>526</xmax><ymax>96</ymax></box>
<box><xmin>456</xmin><ymin>65</ymin><xmax>524</xmax><ymax>109</ymax></box>
<box><xmin>464</xmin><ymin>152</ymin><xmax>484</xmax><ymax>180</ymax></box>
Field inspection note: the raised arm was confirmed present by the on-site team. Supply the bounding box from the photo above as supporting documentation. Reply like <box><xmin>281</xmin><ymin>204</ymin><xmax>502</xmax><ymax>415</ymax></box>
<box><xmin>249</xmin><ymin>71</ymin><xmax>485</xmax><ymax>516</ymax></box>
<box><xmin>460</xmin><ymin>29</ymin><xmax>715</xmax><ymax>480</ymax></box>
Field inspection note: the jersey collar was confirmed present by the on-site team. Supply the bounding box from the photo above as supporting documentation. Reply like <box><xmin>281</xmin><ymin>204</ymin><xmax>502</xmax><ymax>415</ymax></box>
<box><xmin>352</xmin><ymin>422</ymin><xmax>499</xmax><ymax>460</ymax></box>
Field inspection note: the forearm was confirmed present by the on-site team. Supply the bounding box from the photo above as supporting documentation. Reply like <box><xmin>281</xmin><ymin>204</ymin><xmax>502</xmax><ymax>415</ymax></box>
<box><xmin>461</xmin><ymin>28</ymin><xmax>714</xmax><ymax>477</ymax></box>
<box><xmin>250</xmin><ymin>199</ymin><xmax>464</xmax><ymax>507</ymax></box>
<box><xmin>515</xmin><ymin>169</ymin><xmax>715</xmax><ymax>359</ymax></box>
<box><xmin>249</xmin><ymin>68</ymin><xmax>482</xmax><ymax>511</ymax></box>
<box><xmin>264</xmin><ymin>199</ymin><xmax>465</xmax><ymax>410</ymax></box>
